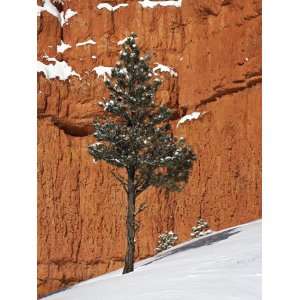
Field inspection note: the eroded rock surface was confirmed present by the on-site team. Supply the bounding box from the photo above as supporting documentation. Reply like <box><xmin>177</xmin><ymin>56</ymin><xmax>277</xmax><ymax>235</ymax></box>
<box><xmin>37</xmin><ymin>0</ymin><xmax>261</xmax><ymax>297</ymax></box>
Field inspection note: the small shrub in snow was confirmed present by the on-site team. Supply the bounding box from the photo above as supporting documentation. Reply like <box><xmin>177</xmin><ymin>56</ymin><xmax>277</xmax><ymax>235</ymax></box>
<box><xmin>155</xmin><ymin>231</ymin><xmax>178</xmax><ymax>253</ymax></box>
<box><xmin>190</xmin><ymin>218</ymin><xmax>212</xmax><ymax>238</ymax></box>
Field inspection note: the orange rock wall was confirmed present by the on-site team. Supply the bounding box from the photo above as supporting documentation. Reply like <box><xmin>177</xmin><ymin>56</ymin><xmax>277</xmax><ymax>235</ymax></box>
<box><xmin>37</xmin><ymin>0</ymin><xmax>261</xmax><ymax>297</ymax></box>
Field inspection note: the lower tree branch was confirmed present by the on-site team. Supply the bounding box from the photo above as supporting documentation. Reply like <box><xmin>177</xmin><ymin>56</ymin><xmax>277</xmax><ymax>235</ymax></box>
<box><xmin>134</xmin><ymin>220</ymin><xmax>140</xmax><ymax>232</ymax></box>
<box><xmin>111</xmin><ymin>170</ymin><xmax>128</xmax><ymax>193</ymax></box>
<box><xmin>134</xmin><ymin>202</ymin><xmax>147</xmax><ymax>216</ymax></box>
<box><xmin>136</xmin><ymin>181</ymin><xmax>150</xmax><ymax>196</ymax></box>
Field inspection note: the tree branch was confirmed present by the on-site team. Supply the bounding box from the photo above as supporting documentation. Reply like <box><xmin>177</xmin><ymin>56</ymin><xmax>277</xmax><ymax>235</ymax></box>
<box><xmin>134</xmin><ymin>202</ymin><xmax>147</xmax><ymax>216</ymax></box>
<box><xmin>110</xmin><ymin>170</ymin><xmax>128</xmax><ymax>193</ymax></box>
<box><xmin>134</xmin><ymin>175</ymin><xmax>144</xmax><ymax>191</ymax></box>
<box><xmin>136</xmin><ymin>174</ymin><xmax>152</xmax><ymax>196</ymax></box>
<box><xmin>135</xmin><ymin>169</ymin><xmax>154</xmax><ymax>196</ymax></box>
<box><xmin>134</xmin><ymin>220</ymin><xmax>140</xmax><ymax>232</ymax></box>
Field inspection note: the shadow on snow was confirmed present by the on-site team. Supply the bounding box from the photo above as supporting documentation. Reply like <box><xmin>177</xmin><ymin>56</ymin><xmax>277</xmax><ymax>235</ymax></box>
<box><xmin>140</xmin><ymin>227</ymin><xmax>240</xmax><ymax>267</ymax></box>
<box><xmin>42</xmin><ymin>227</ymin><xmax>241</xmax><ymax>298</ymax></box>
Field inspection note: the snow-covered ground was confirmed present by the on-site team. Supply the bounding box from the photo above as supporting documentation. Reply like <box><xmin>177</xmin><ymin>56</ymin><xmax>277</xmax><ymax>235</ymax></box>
<box><xmin>42</xmin><ymin>220</ymin><xmax>261</xmax><ymax>300</ymax></box>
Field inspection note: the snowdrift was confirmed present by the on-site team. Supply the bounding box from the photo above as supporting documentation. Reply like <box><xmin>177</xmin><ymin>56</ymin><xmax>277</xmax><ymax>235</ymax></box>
<box><xmin>43</xmin><ymin>220</ymin><xmax>261</xmax><ymax>300</ymax></box>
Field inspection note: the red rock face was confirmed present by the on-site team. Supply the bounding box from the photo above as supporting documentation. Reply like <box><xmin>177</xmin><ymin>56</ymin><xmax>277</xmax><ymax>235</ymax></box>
<box><xmin>37</xmin><ymin>0</ymin><xmax>261</xmax><ymax>297</ymax></box>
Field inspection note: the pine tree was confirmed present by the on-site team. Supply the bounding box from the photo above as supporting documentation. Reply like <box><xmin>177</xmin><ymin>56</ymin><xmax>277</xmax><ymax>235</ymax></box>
<box><xmin>88</xmin><ymin>33</ymin><xmax>196</xmax><ymax>274</ymax></box>
<box><xmin>155</xmin><ymin>231</ymin><xmax>178</xmax><ymax>253</ymax></box>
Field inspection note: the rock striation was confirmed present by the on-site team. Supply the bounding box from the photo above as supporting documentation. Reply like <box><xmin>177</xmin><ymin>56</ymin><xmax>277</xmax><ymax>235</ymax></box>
<box><xmin>37</xmin><ymin>0</ymin><xmax>261</xmax><ymax>297</ymax></box>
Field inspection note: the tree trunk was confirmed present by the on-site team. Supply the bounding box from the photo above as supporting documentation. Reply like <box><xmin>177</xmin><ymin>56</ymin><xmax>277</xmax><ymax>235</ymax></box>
<box><xmin>122</xmin><ymin>167</ymin><xmax>136</xmax><ymax>274</ymax></box>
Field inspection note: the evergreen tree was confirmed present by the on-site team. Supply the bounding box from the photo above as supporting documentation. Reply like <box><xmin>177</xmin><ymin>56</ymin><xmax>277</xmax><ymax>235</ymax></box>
<box><xmin>190</xmin><ymin>218</ymin><xmax>212</xmax><ymax>238</ymax></box>
<box><xmin>88</xmin><ymin>33</ymin><xmax>196</xmax><ymax>274</ymax></box>
<box><xmin>155</xmin><ymin>231</ymin><xmax>178</xmax><ymax>253</ymax></box>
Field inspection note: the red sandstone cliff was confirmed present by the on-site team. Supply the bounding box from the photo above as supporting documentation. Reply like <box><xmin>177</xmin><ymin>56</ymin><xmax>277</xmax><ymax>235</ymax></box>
<box><xmin>37</xmin><ymin>0</ymin><xmax>261</xmax><ymax>297</ymax></box>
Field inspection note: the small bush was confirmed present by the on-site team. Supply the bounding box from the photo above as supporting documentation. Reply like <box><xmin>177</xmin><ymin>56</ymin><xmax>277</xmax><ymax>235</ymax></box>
<box><xmin>190</xmin><ymin>218</ymin><xmax>212</xmax><ymax>238</ymax></box>
<box><xmin>155</xmin><ymin>231</ymin><xmax>178</xmax><ymax>253</ymax></box>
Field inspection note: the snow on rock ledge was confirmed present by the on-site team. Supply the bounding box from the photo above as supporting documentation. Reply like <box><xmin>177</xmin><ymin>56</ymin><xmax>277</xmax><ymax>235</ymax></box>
<box><xmin>37</xmin><ymin>57</ymin><xmax>80</xmax><ymax>81</ymax></box>
<box><xmin>62</xmin><ymin>9</ymin><xmax>78</xmax><ymax>26</ymax></box>
<box><xmin>93</xmin><ymin>66</ymin><xmax>113</xmax><ymax>80</ymax></box>
<box><xmin>177</xmin><ymin>111</ymin><xmax>206</xmax><ymax>127</ymax></box>
<box><xmin>97</xmin><ymin>3</ymin><xmax>128</xmax><ymax>11</ymax></box>
<box><xmin>76</xmin><ymin>39</ymin><xmax>97</xmax><ymax>47</ymax></box>
<box><xmin>153</xmin><ymin>63</ymin><xmax>178</xmax><ymax>77</ymax></box>
<box><xmin>139</xmin><ymin>0</ymin><xmax>182</xmax><ymax>8</ymax></box>
<box><xmin>37</xmin><ymin>1</ymin><xmax>77</xmax><ymax>27</ymax></box>
<box><xmin>57</xmin><ymin>41</ymin><xmax>71</xmax><ymax>53</ymax></box>
<box><xmin>37</xmin><ymin>0</ymin><xmax>61</xmax><ymax>19</ymax></box>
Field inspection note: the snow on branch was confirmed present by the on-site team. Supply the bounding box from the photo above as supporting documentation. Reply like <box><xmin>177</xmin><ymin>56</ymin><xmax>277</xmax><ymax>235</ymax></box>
<box><xmin>139</xmin><ymin>0</ymin><xmax>182</xmax><ymax>8</ymax></box>
<box><xmin>37</xmin><ymin>56</ymin><xmax>81</xmax><ymax>80</ymax></box>
<box><xmin>153</xmin><ymin>63</ymin><xmax>178</xmax><ymax>77</ymax></box>
<box><xmin>177</xmin><ymin>111</ymin><xmax>206</xmax><ymax>127</ymax></box>
<box><xmin>117</xmin><ymin>36</ymin><xmax>130</xmax><ymax>46</ymax></box>
<box><xmin>76</xmin><ymin>39</ymin><xmax>97</xmax><ymax>47</ymax></box>
<box><xmin>97</xmin><ymin>3</ymin><xmax>128</xmax><ymax>11</ymax></box>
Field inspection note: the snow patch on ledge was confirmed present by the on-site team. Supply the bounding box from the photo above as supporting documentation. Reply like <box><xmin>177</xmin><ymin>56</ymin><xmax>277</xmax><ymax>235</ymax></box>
<box><xmin>37</xmin><ymin>1</ymin><xmax>77</xmax><ymax>26</ymax></box>
<box><xmin>76</xmin><ymin>39</ymin><xmax>97</xmax><ymax>47</ymax></box>
<box><xmin>97</xmin><ymin>3</ymin><xmax>128</xmax><ymax>11</ymax></box>
<box><xmin>37</xmin><ymin>56</ymin><xmax>80</xmax><ymax>80</ymax></box>
<box><xmin>139</xmin><ymin>0</ymin><xmax>182</xmax><ymax>8</ymax></box>
<box><xmin>93</xmin><ymin>66</ymin><xmax>113</xmax><ymax>80</ymax></box>
<box><xmin>153</xmin><ymin>63</ymin><xmax>178</xmax><ymax>77</ymax></box>
<box><xmin>62</xmin><ymin>9</ymin><xmax>78</xmax><ymax>26</ymax></box>
<box><xmin>177</xmin><ymin>111</ymin><xmax>206</xmax><ymax>127</ymax></box>
<box><xmin>37</xmin><ymin>0</ymin><xmax>60</xmax><ymax>18</ymax></box>
<box><xmin>57</xmin><ymin>41</ymin><xmax>71</xmax><ymax>53</ymax></box>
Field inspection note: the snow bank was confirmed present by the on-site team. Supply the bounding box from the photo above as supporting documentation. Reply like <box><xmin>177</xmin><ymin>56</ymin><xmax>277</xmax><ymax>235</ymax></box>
<box><xmin>93</xmin><ymin>66</ymin><xmax>113</xmax><ymax>80</ymax></box>
<box><xmin>139</xmin><ymin>0</ymin><xmax>182</xmax><ymax>8</ymax></box>
<box><xmin>76</xmin><ymin>39</ymin><xmax>97</xmax><ymax>47</ymax></box>
<box><xmin>57</xmin><ymin>41</ymin><xmax>71</xmax><ymax>53</ymax></box>
<box><xmin>37</xmin><ymin>57</ymin><xmax>80</xmax><ymax>80</ymax></box>
<box><xmin>42</xmin><ymin>220</ymin><xmax>261</xmax><ymax>300</ymax></box>
<box><xmin>97</xmin><ymin>3</ymin><xmax>128</xmax><ymax>11</ymax></box>
<box><xmin>153</xmin><ymin>63</ymin><xmax>178</xmax><ymax>77</ymax></box>
<box><xmin>177</xmin><ymin>111</ymin><xmax>205</xmax><ymax>127</ymax></box>
<box><xmin>37</xmin><ymin>1</ymin><xmax>77</xmax><ymax>26</ymax></box>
